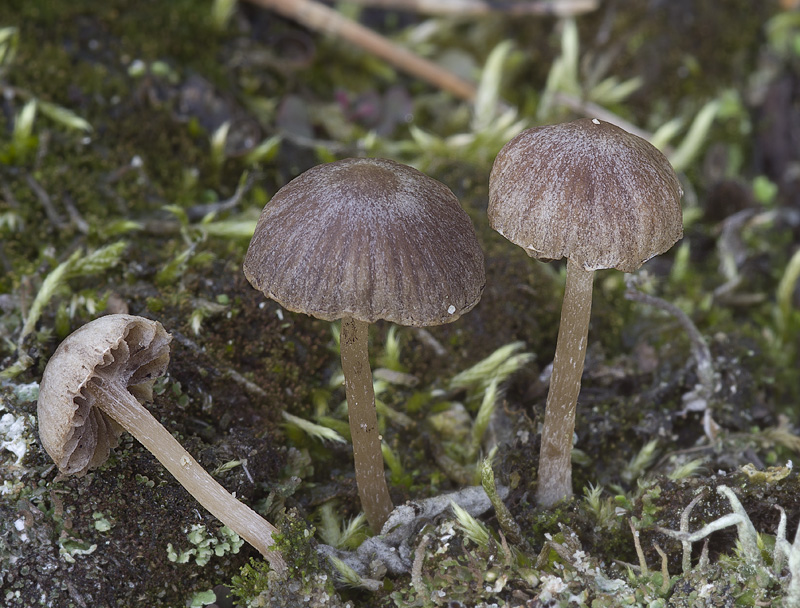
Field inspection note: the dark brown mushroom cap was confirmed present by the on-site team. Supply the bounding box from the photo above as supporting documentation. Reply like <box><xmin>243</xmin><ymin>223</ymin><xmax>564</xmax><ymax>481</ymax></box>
<box><xmin>244</xmin><ymin>157</ymin><xmax>486</xmax><ymax>325</ymax></box>
<box><xmin>37</xmin><ymin>314</ymin><xmax>171</xmax><ymax>476</ymax></box>
<box><xmin>488</xmin><ymin>118</ymin><xmax>684</xmax><ymax>273</ymax></box>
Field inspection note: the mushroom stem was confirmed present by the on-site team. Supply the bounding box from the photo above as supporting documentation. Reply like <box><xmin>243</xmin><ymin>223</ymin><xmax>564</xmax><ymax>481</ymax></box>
<box><xmin>339</xmin><ymin>317</ymin><xmax>394</xmax><ymax>532</ymax></box>
<box><xmin>536</xmin><ymin>258</ymin><xmax>594</xmax><ymax>508</ymax></box>
<box><xmin>85</xmin><ymin>379</ymin><xmax>286</xmax><ymax>575</ymax></box>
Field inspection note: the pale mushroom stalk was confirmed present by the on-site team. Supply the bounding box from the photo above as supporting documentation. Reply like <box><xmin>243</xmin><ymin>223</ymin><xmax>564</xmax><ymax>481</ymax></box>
<box><xmin>536</xmin><ymin>259</ymin><xmax>594</xmax><ymax>508</ymax></box>
<box><xmin>339</xmin><ymin>317</ymin><xmax>394</xmax><ymax>532</ymax></box>
<box><xmin>84</xmin><ymin>378</ymin><xmax>286</xmax><ymax>574</ymax></box>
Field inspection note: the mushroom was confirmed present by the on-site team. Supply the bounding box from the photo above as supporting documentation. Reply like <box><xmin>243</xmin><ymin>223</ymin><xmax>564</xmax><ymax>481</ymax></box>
<box><xmin>244</xmin><ymin>157</ymin><xmax>485</xmax><ymax>531</ymax></box>
<box><xmin>37</xmin><ymin>314</ymin><xmax>286</xmax><ymax>574</ymax></box>
<box><xmin>488</xmin><ymin>118</ymin><xmax>683</xmax><ymax>508</ymax></box>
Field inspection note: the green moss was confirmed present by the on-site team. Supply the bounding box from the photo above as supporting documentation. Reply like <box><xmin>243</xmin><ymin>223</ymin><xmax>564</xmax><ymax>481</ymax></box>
<box><xmin>230</xmin><ymin>512</ymin><xmax>345</xmax><ymax>607</ymax></box>
<box><xmin>272</xmin><ymin>509</ymin><xmax>324</xmax><ymax>579</ymax></box>
<box><xmin>231</xmin><ymin>558</ymin><xmax>275</xmax><ymax>602</ymax></box>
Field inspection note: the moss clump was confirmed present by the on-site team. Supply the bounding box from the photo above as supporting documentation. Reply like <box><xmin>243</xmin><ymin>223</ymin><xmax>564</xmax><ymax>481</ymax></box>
<box><xmin>272</xmin><ymin>508</ymin><xmax>325</xmax><ymax>580</ymax></box>
<box><xmin>230</xmin><ymin>510</ymin><xmax>349</xmax><ymax>608</ymax></box>
<box><xmin>231</xmin><ymin>558</ymin><xmax>275</xmax><ymax>602</ymax></box>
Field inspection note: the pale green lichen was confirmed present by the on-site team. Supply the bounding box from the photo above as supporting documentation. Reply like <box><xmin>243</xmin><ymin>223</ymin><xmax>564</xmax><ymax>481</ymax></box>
<box><xmin>189</xmin><ymin>589</ymin><xmax>219</xmax><ymax>608</ymax></box>
<box><xmin>12</xmin><ymin>381</ymin><xmax>39</xmax><ymax>402</ymax></box>
<box><xmin>167</xmin><ymin>524</ymin><xmax>245</xmax><ymax>567</ymax></box>
<box><xmin>93</xmin><ymin>512</ymin><xmax>112</xmax><ymax>532</ymax></box>
<box><xmin>58</xmin><ymin>537</ymin><xmax>98</xmax><ymax>564</ymax></box>
<box><xmin>659</xmin><ymin>485</ymin><xmax>761</xmax><ymax>565</ymax></box>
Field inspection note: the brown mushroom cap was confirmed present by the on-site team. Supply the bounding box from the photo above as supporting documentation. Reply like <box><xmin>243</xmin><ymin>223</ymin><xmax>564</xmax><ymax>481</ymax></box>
<box><xmin>244</xmin><ymin>157</ymin><xmax>486</xmax><ymax>325</ymax></box>
<box><xmin>37</xmin><ymin>314</ymin><xmax>171</xmax><ymax>475</ymax></box>
<box><xmin>488</xmin><ymin>118</ymin><xmax>683</xmax><ymax>273</ymax></box>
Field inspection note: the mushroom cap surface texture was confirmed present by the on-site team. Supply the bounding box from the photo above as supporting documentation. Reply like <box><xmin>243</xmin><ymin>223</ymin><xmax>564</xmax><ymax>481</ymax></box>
<box><xmin>37</xmin><ymin>314</ymin><xmax>171</xmax><ymax>475</ymax></box>
<box><xmin>488</xmin><ymin>118</ymin><xmax>684</xmax><ymax>273</ymax></box>
<box><xmin>244</xmin><ymin>157</ymin><xmax>485</xmax><ymax>325</ymax></box>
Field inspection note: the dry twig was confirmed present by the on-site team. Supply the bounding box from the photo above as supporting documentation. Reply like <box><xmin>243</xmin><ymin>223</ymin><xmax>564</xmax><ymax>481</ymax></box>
<box><xmin>339</xmin><ymin>0</ymin><xmax>598</xmax><ymax>16</ymax></box>
<box><xmin>245</xmin><ymin>0</ymin><xmax>478</xmax><ymax>101</ymax></box>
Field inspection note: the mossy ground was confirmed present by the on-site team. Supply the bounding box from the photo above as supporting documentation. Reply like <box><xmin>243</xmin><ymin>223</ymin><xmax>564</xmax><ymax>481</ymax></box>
<box><xmin>1</xmin><ymin>1</ymin><xmax>799</xmax><ymax>606</ymax></box>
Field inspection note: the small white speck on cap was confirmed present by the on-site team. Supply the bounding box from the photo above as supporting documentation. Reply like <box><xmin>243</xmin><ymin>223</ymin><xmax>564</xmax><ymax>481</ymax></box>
<box><xmin>592</xmin><ymin>118</ymin><xmax>600</xmax><ymax>125</ymax></box>
<box><xmin>447</xmin><ymin>305</ymin><xmax>456</xmax><ymax>314</ymax></box>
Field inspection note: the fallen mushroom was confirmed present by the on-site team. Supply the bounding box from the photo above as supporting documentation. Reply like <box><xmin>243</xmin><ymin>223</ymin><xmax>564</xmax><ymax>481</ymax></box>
<box><xmin>244</xmin><ymin>157</ymin><xmax>485</xmax><ymax>532</ymax></box>
<box><xmin>37</xmin><ymin>314</ymin><xmax>285</xmax><ymax>574</ymax></box>
<box><xmin>488</xmin><ymin>118</ymin><xmax>683</xmax><ymax>508</ymax></box>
